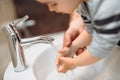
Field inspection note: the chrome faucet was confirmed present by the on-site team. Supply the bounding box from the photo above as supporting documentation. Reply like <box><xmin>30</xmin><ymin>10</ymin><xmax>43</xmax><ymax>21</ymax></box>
<box><xmin>1</xmin><ymin>15</ymin><xmax>54</xmax><ymax>72</ymax></box>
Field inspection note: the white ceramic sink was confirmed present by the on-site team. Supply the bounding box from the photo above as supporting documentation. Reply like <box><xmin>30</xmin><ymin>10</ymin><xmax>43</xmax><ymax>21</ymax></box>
<box><xmin>3</xmin><ymin>32</ymin><xmax>64</xmax><ymax>80</ymax></box>
<box><xmin>4</xmin><ymin>31</ymin><xmax>114</xmax><ymax>80</ymax></box>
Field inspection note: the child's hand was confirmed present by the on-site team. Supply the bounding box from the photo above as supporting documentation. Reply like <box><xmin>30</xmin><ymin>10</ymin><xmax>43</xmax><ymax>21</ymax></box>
<box><xmin>56</xmin><ymin>47</ymin><xmax>76</xmax><ymax>73</ymax></box>
<box><xmin>56</xmin><ymin>47</ymin><xmax>86</xmax><ymax>73</ymax></box>
<box><xmin>56</xmin><ymin>55</ymin><xmax>76</xmax><ymax>73</ymax></box>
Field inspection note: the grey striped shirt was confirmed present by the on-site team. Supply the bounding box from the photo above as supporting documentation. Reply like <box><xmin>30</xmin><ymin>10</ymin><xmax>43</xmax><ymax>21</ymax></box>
<box><xmin>77</xmin><ymin>0</ymin><xmax>120</xmax><ymax>58</ymax></box>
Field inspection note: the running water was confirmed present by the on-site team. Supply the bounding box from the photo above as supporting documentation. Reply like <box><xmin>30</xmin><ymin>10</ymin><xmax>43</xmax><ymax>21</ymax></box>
<box><xmin>48</xmin><ymin>42</ymin><xmax>73</xmax><ymax>80</ymax></box>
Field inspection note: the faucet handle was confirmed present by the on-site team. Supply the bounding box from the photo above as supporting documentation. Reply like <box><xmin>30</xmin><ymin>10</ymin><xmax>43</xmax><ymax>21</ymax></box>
<box><xmin>5</xmin><ymin>15</ymin><xmax>29</xmax><ymax>42</ymax></box>
<box><xmin>12</xmin><ymin>15</ymin><xmax>29</xmax><ymax>26</ymax></box>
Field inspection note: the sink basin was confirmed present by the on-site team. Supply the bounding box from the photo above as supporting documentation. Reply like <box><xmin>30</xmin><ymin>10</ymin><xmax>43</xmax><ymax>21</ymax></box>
<box><xmin>33</xmin><ymin>44</ymin><xmax>65</xmax><ymax>80</ymax></box>
<box><xmin>32</xmin><ymin>43</ymin><xmax>105</xmax><ymax>80</ymax></box>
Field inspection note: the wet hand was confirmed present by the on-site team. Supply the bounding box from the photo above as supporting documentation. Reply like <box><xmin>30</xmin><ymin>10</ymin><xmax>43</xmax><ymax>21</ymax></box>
<box><xmin>56</xmin><ymin>55</ymin><xmax>76</xmax><ymax>73</ymax></box>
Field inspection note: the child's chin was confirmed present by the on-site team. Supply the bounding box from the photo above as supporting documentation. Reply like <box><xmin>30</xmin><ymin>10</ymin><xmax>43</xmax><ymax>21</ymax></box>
<box><xmin>56</xmin><ymin>11</ymin><xmax>70</xmax><ymax>14</ymax></box>
<box><xmin>63</xmin><ymin>11</ymin><xmax>72</xmax><ymax>14</ymax></box>
<box><xmin>60</xmin><ymin>12</ymin><xmax>70</xmax><ymax>14</ymax></box>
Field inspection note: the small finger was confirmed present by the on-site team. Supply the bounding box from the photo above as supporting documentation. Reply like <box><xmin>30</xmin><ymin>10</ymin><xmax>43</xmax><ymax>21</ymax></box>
<box><xmin>56</xmin><ymin>56</ymin><xmax>61</xmax><ymax>68</ymax></box>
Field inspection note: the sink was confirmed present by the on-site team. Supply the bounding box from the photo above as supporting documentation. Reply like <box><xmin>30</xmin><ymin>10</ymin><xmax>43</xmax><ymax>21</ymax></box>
<box><xmin>3</xmin><ymin>32</ymin><xmax>64</xmax><ymax>80</ymax></box>
<box><xmin>4</xmin><ymin>31</ymin><xmax>110</xmax><ymax>80</ymax></box>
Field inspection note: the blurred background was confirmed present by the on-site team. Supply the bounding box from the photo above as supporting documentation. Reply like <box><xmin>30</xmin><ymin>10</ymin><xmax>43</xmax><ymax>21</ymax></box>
<box><xmin>0</xmin><ymin>0</ymin><xmax>70</xmax><ymax>38</ymax></box>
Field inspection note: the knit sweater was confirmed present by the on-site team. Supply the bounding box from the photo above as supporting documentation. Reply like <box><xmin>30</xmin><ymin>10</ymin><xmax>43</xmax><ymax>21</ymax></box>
<box><xmin>77</xmin><ymin>0</ymin><xmax>120</xmax><ymax>58</ymax></box>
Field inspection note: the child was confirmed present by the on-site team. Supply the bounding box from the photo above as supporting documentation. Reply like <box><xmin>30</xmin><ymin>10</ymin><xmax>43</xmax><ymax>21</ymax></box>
<box><xmin>37</xmin><ymin>0</ymin><xmax>120</xmax><ymax>79</ymax></box>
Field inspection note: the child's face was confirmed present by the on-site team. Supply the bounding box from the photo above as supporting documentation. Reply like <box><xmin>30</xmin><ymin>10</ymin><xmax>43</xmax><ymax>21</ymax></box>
<box><xmin>36</xmin><ymin>0</ymin><xmax>82</xmax><ymax>14</ymax></box>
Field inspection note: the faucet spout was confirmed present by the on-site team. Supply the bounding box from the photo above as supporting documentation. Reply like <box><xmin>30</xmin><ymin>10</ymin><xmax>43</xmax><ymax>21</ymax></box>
<box><xmin>21</xmin><ymin>36</ymin><xmax>54</xmax><ymax>45</ymax></box>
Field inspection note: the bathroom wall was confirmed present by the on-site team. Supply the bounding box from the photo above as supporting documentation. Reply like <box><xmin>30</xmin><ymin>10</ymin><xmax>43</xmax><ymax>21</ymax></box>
<box><xmin>0</xmin><ymin>32</ymin><xmax>11</xmax><ymax>80</ymax></box>
<box><xmin>0</xmin><ymin>0</ymin><xmax>16</xmax><ymax>24</ymax></box>
<box><xmin>0</xmin><ymin>0</ymin><xmax>16</xmax><ymax>80</ymax></box>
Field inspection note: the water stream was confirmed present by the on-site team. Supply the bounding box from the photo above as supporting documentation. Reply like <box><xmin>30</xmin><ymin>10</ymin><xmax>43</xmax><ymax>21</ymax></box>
<box><xmin>47</xmin><ymin>42</ymin><xmax>73</xmax><ymax>80</ymax></box>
